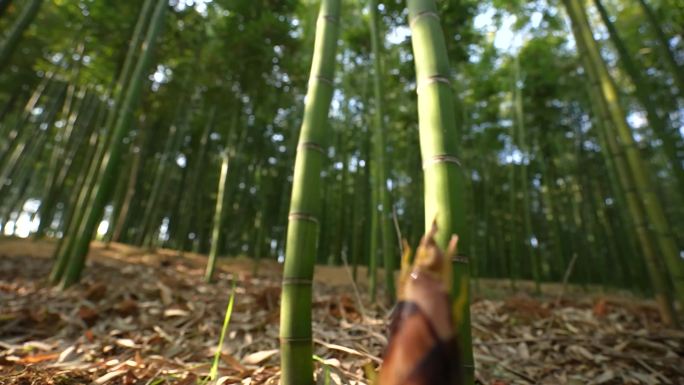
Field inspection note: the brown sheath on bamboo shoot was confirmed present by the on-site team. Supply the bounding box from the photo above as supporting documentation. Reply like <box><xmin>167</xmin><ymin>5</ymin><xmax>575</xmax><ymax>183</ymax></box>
<box><xmin>379</xmin><ymin>223</ymin><xmax>461</xmax><ymax>385</ymax></box>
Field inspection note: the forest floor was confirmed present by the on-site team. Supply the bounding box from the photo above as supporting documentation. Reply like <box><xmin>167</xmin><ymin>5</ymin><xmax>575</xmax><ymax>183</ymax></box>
<box><xmin>0</xmin><ymin>237</ymin><xmax>683</xmax><ymax>385</ymax></box>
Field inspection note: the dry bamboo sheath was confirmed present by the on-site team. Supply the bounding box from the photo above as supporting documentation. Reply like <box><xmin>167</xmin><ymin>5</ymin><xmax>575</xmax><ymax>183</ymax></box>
<box><xmin>379</xmin><ymin>223</ymin><xmax>462</xmax><ymax>385</ymax></box>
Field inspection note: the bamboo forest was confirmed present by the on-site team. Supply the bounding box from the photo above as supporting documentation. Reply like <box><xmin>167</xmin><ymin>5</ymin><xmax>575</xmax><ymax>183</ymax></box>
<box><xmin>1</xmin><ymin>0</ymin><xmax>683</xmax><ymax>384</ymax></box>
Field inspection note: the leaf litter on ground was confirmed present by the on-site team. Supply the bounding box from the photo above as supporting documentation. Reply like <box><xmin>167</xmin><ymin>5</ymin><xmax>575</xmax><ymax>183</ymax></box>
<box><xmin>0</xmin><ymin>238</ymin><xmax>682</xmax><ymax>384</ymax></box>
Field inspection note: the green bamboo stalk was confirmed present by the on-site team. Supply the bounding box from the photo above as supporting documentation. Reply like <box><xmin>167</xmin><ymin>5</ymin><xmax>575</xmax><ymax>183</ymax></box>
<box><xmin>50</xmin><ymin>0</ymin><xmax>154</xmax><ymax>283</ymax></box>
<box><xmin>153</xmin><ymin>94</ymin><xmax>194</xmax><ymax>249</ymax></box>
<box><xmin>368</xmin><ymin>158</ymin><xmax>379</xmax><ymax>299</ymax></box>
<box><xmin>137</xmin><ymin>124</ymin><xmax>182</xmax><ymax>247</ymax></box>
<box><xmin>635</xmin><ymin>0</ymin><xmax>684</xmax><ymax>94</ymax></box>
<box><xmin>564</xmin><ymin>0</ymin><xmax>684</xmax><ymax>309</ymax></box>
<box><xmin>368</xmin><ymin>0</ymin><xmax>396</xmax><ymax>303</ymax></box>
<box><xmin>566</xmin><ymin>126</ymin><xmax>591</xmax><ymax>286</ymax></box>
<box><xmin>165</xmin><ymin>158</ymin><xmax>189</xmax><ymax>249</ymax></box>
<box><xmin>59</xmin><ymin>0</ymin><xmax>167</xmax><ymax>288</ymax></box>
<box><xmin>513</xmin><ymin>55</ymin><xmax>540</xmax><ymax>293</ymax></box>
<box><xmin>252</xmin><ymin>167</ymin><xmax>270</xmax><ymax>275</ymax></box>
<box><xmin>0</xmin><ymin>82</ymin><xmax>65</xmax><ymax>225</ymax></box>
<box><xmin>585</xmin><ymin>102</ymin><xmax>642</xmax><ymax>280</ymax></box>
<box><xmin>176</xmin><ymin>105</ymin><xmax>215</xmax><ymax>254</ymax></box>
<box><xmin>279</xmin><ymin>0</ymin><xmax>340</xmax><ymax>383</ymax></box>
<box><xmin>0</xmin><ymin>177</ymin><xmax>30</xmax><ymax>227</ymax></box>
<box><xmin>205</xmin><ymin>151</ymin><xmax>230</xmax><ymax>283</ymax></box>
<box><xmin>318</xmin><ymin>162</ymin><xmax>331</xmax><ymax>265</ymax></box>
<box><xmin>35</xmin><ymin>89</ymin><xmax>98</xmax><ymax>238</ymax></box>
<box><xmin>590</xmin><ymin>77</ymin><xmax>677</xmax><ymax>323</ymax></box>
<box><xmin>334</xmin><ymin>145</ymin><xmax>349</xmax><ymax>265</ymax></box>
<box><xmin>0</xmin><ymin>90</ymin><xmax>20</xmax><ymax>135</ymax></box>
<box><xmin>565</xmin><ymin>0</ymin><xmax>678</xmax><ymax>325</ymax></box>
<box><xmin>49</xmin><ymin>99</ymin><xmax>108</xmax><ymax>282</ymax></box>
<box><xmin>0</xmin><ymin>82</ymin><xmax>66</xmax><ymax>200</ymax></box>
<box><xmin>109</xmin><ymin>131</ymin><xmax>144</xmax><ymax>243</ymax></box>
<box><xmin>102</xmin><ymin>0</ymin><xmax>155</xmax><ymax>137</ymax></box>
<box><xmin>70</xmin><ymin>0</ymin><xmax>155</xmax><ymax>243</ymax></box>
<box><xmin>0</xmin><ymin>0</ymin><xmax>43</xmax><ymax>71</ymax></box>
<box><xmin>537</xmin><ymin>143</ymin><xmax>565</xmax><ymax>281</ymax></box>
<box><xmin>0</xmin><ymin>74</ymin><xmax>56</xmax><ymax>187</ymax></box>
<box><xmin>92</xmin><ymin>0</ymin><xmax>156</xmax><ymax>238</ymax></box>
<box><xmin>593</xmin><ymin>0</ymin><xmax>684</xmax><ymax>193</ymax></box>
<box><xmin>0</xmin><ymin>74</ymin><xmax>54</xmax><ymax>165</ymax></box>
<box><xmin>406</xmin><ymin>0</ymin><xmax>473</xmax><ymax>382</ymax></box>
<box><xmin>507</xmin><ymin>143</ymin><xmax>519</xmax><ymax>289</ymax></box>
<box><xmin>350</xmin><ymin>164</ymin><xmax>364</xmax><ymax>281</ymax></box>
<box><xmin>104</xmin><ymin>150</ymin><xmax>135</xmax><ymax>243</ymax></box>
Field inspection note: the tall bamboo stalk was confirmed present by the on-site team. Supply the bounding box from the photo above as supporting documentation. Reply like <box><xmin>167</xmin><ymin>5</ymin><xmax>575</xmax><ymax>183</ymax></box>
<box><xmin>103</xmin><ymin>0</ymin><xmax>155</xmax><ymax>135</ymax></box>
<box><xmin>279</xmin><ymin>0</ymin><xmax>340</xmax><ymax>383</ymax></box>
<box><xmin>49</xmin><ymin>99</ymin><xmax>108</xmax><ymax>282</ymax></box>
<box><xmin>176</xmin><ymin>105</ymin><xmax>215</xmax><ymax>254</ymax></box>
<box><xmin>205</xmin><ymin>151</ymin><xmax>230</xmax><ymax>282</ymax></box>
<box><xmin>59</xmin><ymin>0</ymin><xmax>167</xmax><ymax>288</ymax></box>
<box><xmin>252</xmin><ymin>166</ymin><xmax>270</xmax><ymax>275</ymax></box>
<box><xmin>564</xmin><ymin>0</ymin><xmax>679</xmax><ymax>324</ymax></box>
<box><xmin>513</xmin><ymin>56</ymin><xmax>540</xmax><ymax>292</ymax></box>
<box><xmin>137</xmin><ymin>124</ymin><xmax>181</xmax><ymax>247</ymax></box>
<box><xmin>0</xmin><ymin>73</ymin><xmax>55</xmax><ymax>187</ymax></box>
<box><xmin>406</xmin><ymin>0</ymin><xmax>473</xmax><ymax>382</ymax></box>
<box><xmin>0</xmin><ymin>0</ymin><xmax>43</xmax><ymax>70</ymax></box>
<box><xmin>588</xmin><ymin>70</ymin><xmax>677</xmax><ymax>324</ymax></box>
<box><xmin>368</xmin><ymin>0</ymin><xmax>396</xmax><ymax>303</ymax></box>
<box><xmin>635</xmin><ymin>0</ymin><xmax>684</xmax><ymax>94</ymax></box>
<box><xmin>109</xmin><ymin>131</ymin><xmax>144</xmax><ymax>243</ymax></box>
<box><xmin>593</xmin><ymin>0</ymin><xmax>684</xmax><ymax>194</ymax></box>
<box><xmin>0</xmin><ymin>81</ymin><xmax>66</xmax><ymax>200</ymax></box>
<box><xmin>564</xmin><ymin>0</ymin><xmax>684</xmax><ymax>310</ymax></box>
<box><xmin>49</xmin><ymin>0</ymin><xmax>155</xmax><ymax>283</ymax></box>
<box><xmin>508</xmin><ymin>125</ymin><xmax>519</xmax><ymax>289</ymax></box>
<box><xmin>369</xmin><ymin>165</ymin><xmax>379</xmax><ymax>298</ymax></box>
<box><xmin>35</xmin><ymin>90</ymin><xmax>99</xmax><ymax>238</ymax></box>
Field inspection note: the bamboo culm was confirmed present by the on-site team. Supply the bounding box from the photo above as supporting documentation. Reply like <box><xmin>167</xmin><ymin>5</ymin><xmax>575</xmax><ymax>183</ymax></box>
<box><xmin>58</xmin><ymin>0</ymin><xmax>168</xmax><ymax>288</ymax></box>
<box><xmin>564</xmin><ymin>0</ymin><xmax>684</xmax><ymax>311</ymax></box>
<box><xmin>406</xmin><ymin>0</ymin><xmax>474</xmax><ymax>382</ymax></box>
<box><xmin>368</xmin><ymin>0</ymin><xmax>396</xmax><ymax>303</ymax></box>
<box><xmin>279</xmin><ymin>1</ymin><xmax>341</xmax><ymax>383</ymax></box>
<box><xmin>0</xmin><ymin>0</ymin><xmax>43</xmax><ymax>71</ymax></box>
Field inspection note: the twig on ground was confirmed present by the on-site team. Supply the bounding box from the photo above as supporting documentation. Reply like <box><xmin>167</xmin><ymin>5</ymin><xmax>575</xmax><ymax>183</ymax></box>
<box><xmin>555</xmin><ymin>252</ymin><xmax>579</xmax><ymax>307</ymax></box>
<box><xmin>498</xmin><ymin>362</ymin><xmax>536</xmax><ymax>383</ymax></box>
<box><xmin>340</xmin><ymin>252</ymin><xmax>368</xmax><ymax>322</ymax></box>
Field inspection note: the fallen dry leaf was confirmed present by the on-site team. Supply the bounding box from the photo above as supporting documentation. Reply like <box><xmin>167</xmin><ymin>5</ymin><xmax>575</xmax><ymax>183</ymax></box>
<box><xmin>593</xmin><ymin>298</ymin><xmax>608</xmax><ymax>317</ymax></box>
<box><xmin>17</xmin><ymin>352</ymin><xmax>59</xmax><ymax>364</ymax></box>
<box><xmin>0</xmin><ymin>239</ymin><xmax>682</xmax><ymax>385</ymax></box>
<box><xmin>77</xmin><ymin>305</ymin><xmax>99</xmax><ymax>326</ymax></box>
<box><xmin>242</xmin><ymin>349</ymin><xmax>279</xmax><ymax>365</ymax></box>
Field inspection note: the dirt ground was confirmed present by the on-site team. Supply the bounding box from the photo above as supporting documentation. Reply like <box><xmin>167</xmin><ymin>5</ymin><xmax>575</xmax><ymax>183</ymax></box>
<box><xmin>1</xmin><ymin>237</ymin><xmax>682</xmax><ymax>384</ymax></box>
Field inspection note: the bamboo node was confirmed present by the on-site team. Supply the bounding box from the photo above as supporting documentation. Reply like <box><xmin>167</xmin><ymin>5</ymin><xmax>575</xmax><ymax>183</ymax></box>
<box><xmin>288</xmin><ymin>212</ymin><xmax>319</xmax><ymax>224</ymax></box>
<box><xmin>422</xmin><ymin>154</ymin><xmax>461</xmax><ymax>169</ymax></box>
<box><xmin>417</xmin><ymin>75</ymin><xmax>451</xmax><ymax>93</ymax></box>
<box><xmin>279</xmin><ymin>336</ymin><xmax>312</xmax><ymax>343</ymax></box>
<box><xmin>282</xmin><ymin>277</ymin><xmax>313</xmax><ymax>285</ymax></box>
<box><xmin>409</xmin><ymin>10</ymin><xmax>440</xmax><ymax>27</ymax></box>
<box><xmin>296</xmin><ymin>142</ymin><xmax>326</xmax><ymax>155</ymax></box>
<box><xmin>320</xmin><ymin>14</ymin><xmax>339</xmax><ymax>24</ymax></box>
<box><xmin>310</xmin><ymin>75</ymin><xmax>334</xmax><ymax>86</ymax></box>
